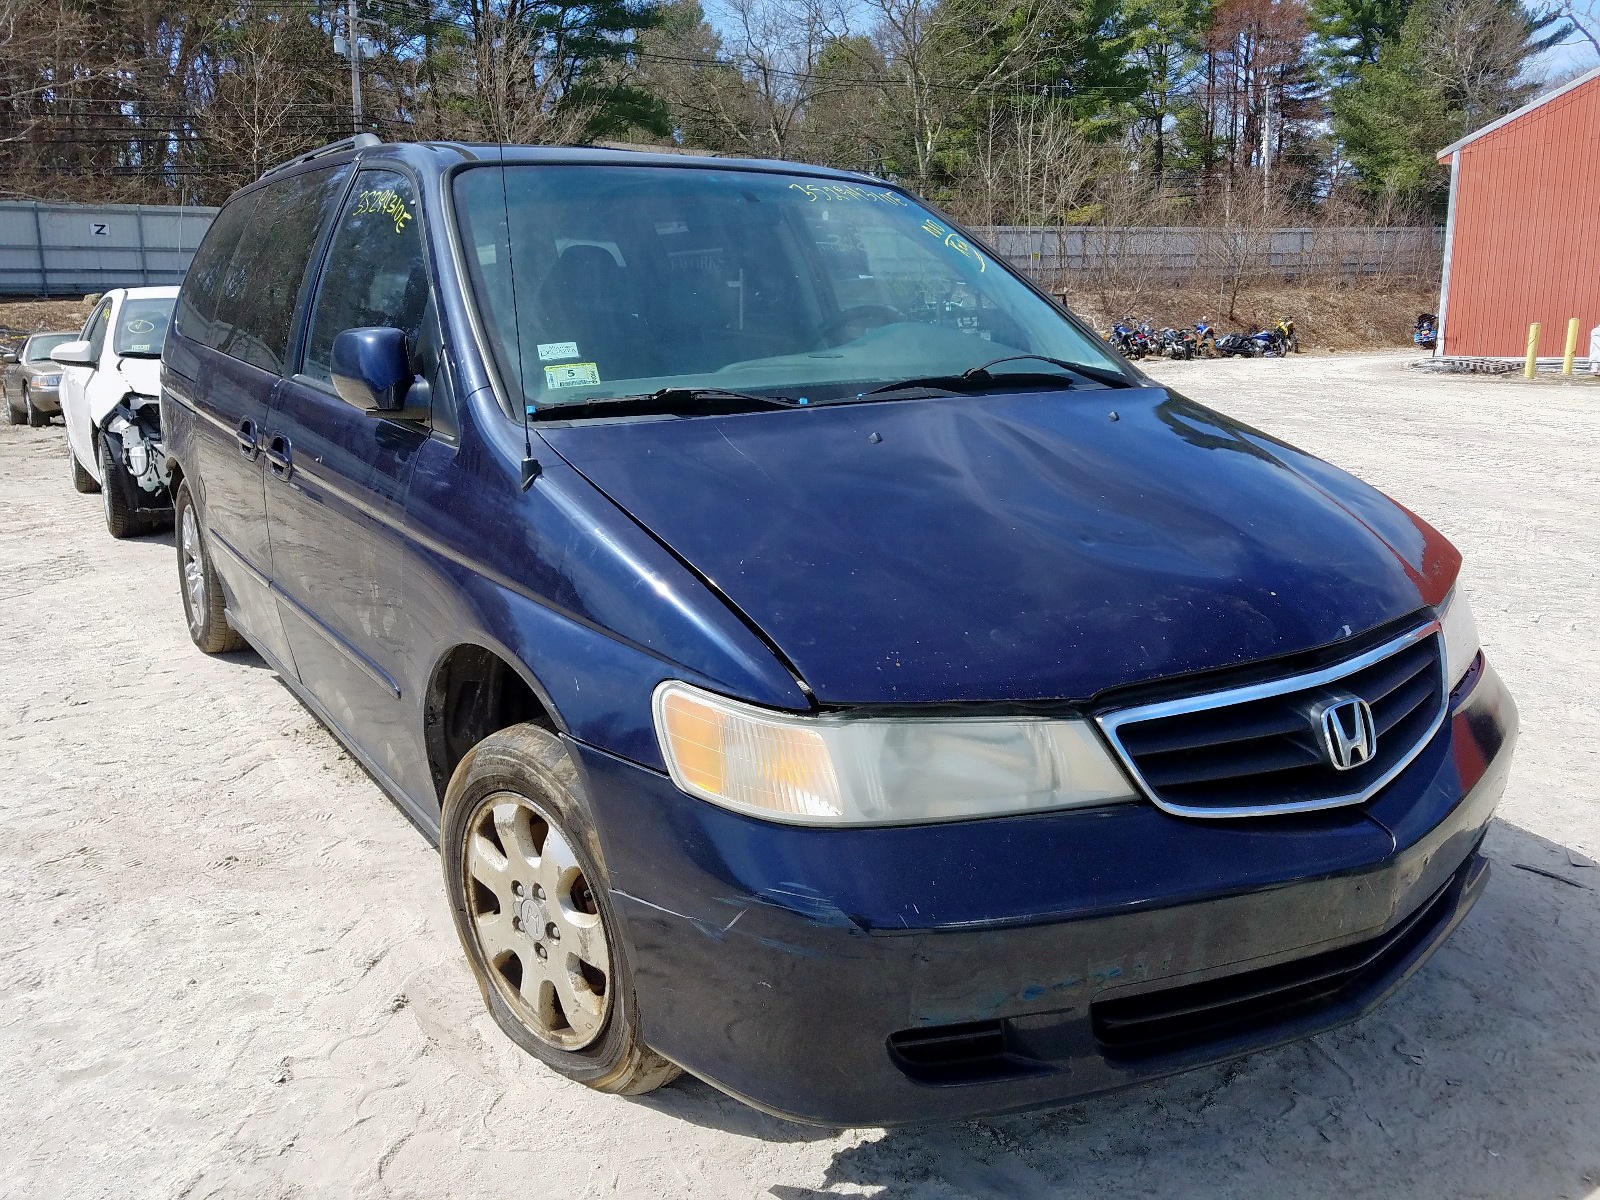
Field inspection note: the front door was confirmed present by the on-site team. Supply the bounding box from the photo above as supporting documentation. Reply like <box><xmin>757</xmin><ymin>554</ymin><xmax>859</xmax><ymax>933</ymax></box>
<box><xmin>61</xmin><ymin>297</ymin><xmax>110</xmax><ymax>477</ymax></box>
<box><xmin>264</xmin><ymin>167</ymin><xmax>432</xmax><ymax>789</ymax></box>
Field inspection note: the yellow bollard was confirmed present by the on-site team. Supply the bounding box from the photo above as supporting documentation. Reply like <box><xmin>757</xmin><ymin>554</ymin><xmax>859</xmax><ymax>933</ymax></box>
<box><xmin>1563</xmin><ymin>318</ymin><xmax>1580</xmax><ymax>376</ymax></box>
<box><xmin>1524</xmin><ymin>323</ymin><xmax>1541</xmax><ymax>378</ymax></box>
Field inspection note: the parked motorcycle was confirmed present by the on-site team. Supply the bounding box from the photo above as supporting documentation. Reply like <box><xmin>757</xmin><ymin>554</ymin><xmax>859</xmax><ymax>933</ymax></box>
<box><xmin>1194</xmin><ymin>321</ymin><xmax>1217</xmax><ymax>357</ymax></box>
<box><xmin>1157</xmin><ymin>327</ymin><xmax>1198</xmax><ymax>359</ymax></box>
<box><xmin>1245</xmin><ymin>318</ymin><xmax>1298</xmax><ymax>357</ymax></box>
<box><xmin>1109</xmin><ymin>319</ymin><xmax>1150</xmax><ymax>359</ymax></box>
<box><xmin>1413</xmin><ymin>312</ymin><xmax>1437</xmax><ymax>350</ymax></box>
<box><xmin>1214</xmin><ymin>331</ymin><xmax>1261</xmax><ymax>357</ymax></box>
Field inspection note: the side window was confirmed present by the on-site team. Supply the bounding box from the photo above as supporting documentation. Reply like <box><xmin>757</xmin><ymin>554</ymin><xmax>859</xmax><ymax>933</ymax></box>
<box><xmin>217</xmin><ymin>165</ymin><xmax>351</xmax><ymax>374</ymax></box>
<box><xmin>174</xmin><ymin>191</ymin><xmax>259</xmax><ymax>352</ymax></box>
<box><xmin>84</xmin><ymin>300</ymin><xmax>112</xmax><ymax>359</ymax></box>
<box><xmin>302</xmin><ymin>170</ymin><xmax>430</xmax><ymax>386</ymax></box>
<box><xmin>415</xmin><ymin>304</ymin><xmax>457</xmax><ymax>439</ymax></box>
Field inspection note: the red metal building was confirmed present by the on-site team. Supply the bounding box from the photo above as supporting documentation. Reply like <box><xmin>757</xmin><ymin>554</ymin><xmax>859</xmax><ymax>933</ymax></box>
<box><xmin>1436</xmin><ymin>65</ymin><xmax>1600</xmax><ymax>359</ymax></box>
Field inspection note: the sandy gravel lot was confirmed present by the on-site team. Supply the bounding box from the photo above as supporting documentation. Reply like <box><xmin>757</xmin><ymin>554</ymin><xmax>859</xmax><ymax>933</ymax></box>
<box><xmin>2</xmin><ymin>351</ymin><xmax>1598</xmax><ymax>1200</ymax></box>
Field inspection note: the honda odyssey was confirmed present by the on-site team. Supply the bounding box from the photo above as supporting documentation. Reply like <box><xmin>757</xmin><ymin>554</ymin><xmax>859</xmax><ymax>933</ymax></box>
<box><xmin>160</xmin><ymin>136</ymin><xmax>1517</xmax><ymax>1125</ymax></box>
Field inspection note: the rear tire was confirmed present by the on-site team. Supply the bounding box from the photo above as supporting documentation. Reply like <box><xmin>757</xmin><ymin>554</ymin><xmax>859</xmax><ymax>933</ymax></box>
<box><xmin>442</xmin><ymin>723</ymin><xmax>680</xmax><ymax>1097</ymax></box>
<box><xmin>175</xmin><ymin>480</ymin><xmax>247</xmax><ymax>653</ymax></box>
<box><xmin>6</xmin><ymin>391</ymin><xmax>23</xmax><ymax>425</ymax></box>
<box><xmin>69</xmin><ymin>440</ymin><xmax>100</xmax><ymax>493</ymax></box>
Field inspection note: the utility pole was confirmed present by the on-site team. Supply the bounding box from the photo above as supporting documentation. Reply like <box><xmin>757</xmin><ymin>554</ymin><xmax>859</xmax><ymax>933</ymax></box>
<box><xmin>347</xmin><ymin>0</ymin><xmax>363</xmax><ymax>133</ymax></box>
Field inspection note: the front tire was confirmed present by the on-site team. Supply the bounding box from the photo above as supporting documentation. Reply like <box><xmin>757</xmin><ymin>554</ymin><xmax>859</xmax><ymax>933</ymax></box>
<box><xmin>175</xmin><ymin>481</ymin><xmax>246</xmax><ymax>653</ymax></box>
<box><xmin>99</xmin><ymin>435</ymin><xmax>156</xmax><ymax>539</ymax></box>
<box><xmin>26</xmin><ymin>388</ymin><xmax>49</xmax><ymax>427</ymax></box>
<box><xmin>442</xmin><ymin>724</ymin><xmax>680</xmax><ymax>1097</ymax></box>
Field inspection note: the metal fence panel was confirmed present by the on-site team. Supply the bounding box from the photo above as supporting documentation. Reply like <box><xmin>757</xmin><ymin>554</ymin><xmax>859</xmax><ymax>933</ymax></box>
<box><xmin>0</xmin><ymin>201</ymin><xmax>219</xmax><ymax>297</ymax></box>
<box><xmin>973</xmin><ymin>225</ymin><xmax>1444</xmax><ymax>280</ymax></box>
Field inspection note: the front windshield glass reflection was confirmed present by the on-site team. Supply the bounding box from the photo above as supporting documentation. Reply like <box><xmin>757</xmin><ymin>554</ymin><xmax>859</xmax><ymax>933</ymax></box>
<box><xmin>114</xmin><ymin>297</ymin><xmax>175</xmax><ymax>358</ymax></box>
<box><xmin>453</xmin><ymin>164</ymin><xmax>1126</xmax><ymax>414</ymax></box>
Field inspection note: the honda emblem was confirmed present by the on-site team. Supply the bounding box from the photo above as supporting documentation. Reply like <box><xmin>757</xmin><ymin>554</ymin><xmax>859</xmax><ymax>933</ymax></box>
<box><xmin>1317</xmin><ymin>697</ymin><xmax>1377</xmax><ymax>771</ymax></box>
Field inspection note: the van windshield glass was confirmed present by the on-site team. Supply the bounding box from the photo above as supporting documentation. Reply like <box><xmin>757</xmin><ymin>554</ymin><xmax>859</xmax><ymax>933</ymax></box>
<box><xmin>114</xmin><ymin>297</ymin><xmax>175</xmax><ymax>358</ymax></box>
<box><xmin>453</xmin><ymin>164</ymin><xmax>1127</xmax><ymax>413</ymax></box>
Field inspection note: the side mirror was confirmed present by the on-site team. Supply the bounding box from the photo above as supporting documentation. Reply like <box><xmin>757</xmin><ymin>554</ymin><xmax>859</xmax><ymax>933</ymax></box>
<box><xmin>50</xmin><ymin>340</ymin><xmax>95</xmax><ymax>367</ymax></box>
<box><xmin>330</xmin><ymin>327</ymin><xmax>427</xmax><ymax>419</ymax></box>
<box><xmin>1</xmin><ymin>351</ymin><xmax>17</xmax><ymax>364</ymax></box>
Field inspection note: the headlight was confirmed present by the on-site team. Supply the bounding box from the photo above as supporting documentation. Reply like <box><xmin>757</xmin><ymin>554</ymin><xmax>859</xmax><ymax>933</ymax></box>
<box><xmin>1438</xmin><ymin>587</ymin><xmax>1480</xmax><ymax>690</ymax></box>
<box><xmin>653</xmin><ymin>681</ymin><xmax>1138</xmax><ymax>826</ymax></box>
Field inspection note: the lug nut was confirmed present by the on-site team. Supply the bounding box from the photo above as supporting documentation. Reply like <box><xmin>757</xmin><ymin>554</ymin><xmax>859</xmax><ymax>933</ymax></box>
<box><xmin>546</xmin><ymin>923</ymin><xmax>560</xmax><ymax>941</ymax></box>
<box><xmin>534</xmin><ymin>943</ymin><xmax>548</xmax><ymax>959</ymax></box>
<box><xmin>511</xmin><ymin>916</ymin><xmax>522</xmax><ymax>932</ymax></box>
<box><xmin>512</xmin><ymin>882</ymin><xmax>524</xmax><ymax>897</ymax></box>
<box><xmin>533</xmin><ymin>884</ymin><xmax>545</xmax><ymax>900</ymax></box>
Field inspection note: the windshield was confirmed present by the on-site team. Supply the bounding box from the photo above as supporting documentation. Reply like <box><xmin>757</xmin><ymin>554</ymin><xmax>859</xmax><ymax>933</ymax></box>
<box><xmin>113</xmin><ymin>297</ymin><xmax>175</xmax><ymax>358</ymax></box>
<box><xmin>26</xmin><ymin>334</ymin><xmax>72</xmax><ymax>362</ymax></box>
<box><xmin>453</xmin><ymin>164</ymin><xmax>1127</xmax><ymax>414</ymax></box>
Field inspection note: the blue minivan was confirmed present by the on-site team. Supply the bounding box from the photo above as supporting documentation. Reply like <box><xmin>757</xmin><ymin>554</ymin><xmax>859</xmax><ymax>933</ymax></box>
<box><xmin>161</xmin><ymin>136</ymin><xmax>1517</xmax><ymax>1126</ymax></box>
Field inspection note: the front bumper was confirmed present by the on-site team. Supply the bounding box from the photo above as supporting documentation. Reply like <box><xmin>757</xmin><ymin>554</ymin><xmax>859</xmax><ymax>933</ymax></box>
<box><xmin>21</xmin><ymin>383</ymin><xmax>60</xmax><ymax>413</ymax></box>
<box><xmin>575</xmin><ymin>658</ymin><xmax>1517</xmax><ymax>1126</ymax></box>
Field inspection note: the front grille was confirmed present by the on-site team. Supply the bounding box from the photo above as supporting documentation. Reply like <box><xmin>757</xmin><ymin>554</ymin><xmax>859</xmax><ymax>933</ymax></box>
<box><xmin>1098</xmin><ymin>623</ymin><xmax>1446</xmax><ymax>818</ymax></box>
<box><xmin>1091</xmin><ymin>872</ymin><xmax>1459</xmax><ymax>1060</ymax></box>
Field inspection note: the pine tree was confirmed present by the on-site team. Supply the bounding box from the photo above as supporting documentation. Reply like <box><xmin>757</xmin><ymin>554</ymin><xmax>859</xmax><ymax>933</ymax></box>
<box><xmin>1331</xmin><ymin>0</ymin><xmax>1569</xmax><ymax>211</ymax></box>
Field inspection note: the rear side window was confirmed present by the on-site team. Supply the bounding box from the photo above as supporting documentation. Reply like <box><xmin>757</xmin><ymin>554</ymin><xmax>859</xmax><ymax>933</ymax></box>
<box><xmin>301</xmin><ymin>169</ymin><xmax>430</xmax><ymax>386</ymax></box>
<box><xmin>216</xmin><ymin>165</ymin><xmax>351</xmax><ymax>373</ymax></box>
<box><xmin>173</xmin><ymin>192</ymin><xmax>258</xmax><ymax>351</ymax></box>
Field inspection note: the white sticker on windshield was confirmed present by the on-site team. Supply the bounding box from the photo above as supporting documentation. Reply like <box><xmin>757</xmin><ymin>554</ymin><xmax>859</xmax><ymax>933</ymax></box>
<box><xmin>544</xmin><ymin>362</ymin><xmax>600</xmax><ymax>389</ymax></box>
<box><xmin>538</xmin><ymin>341</ymin><xmax>580</xmax><ymax>362</ymax></box>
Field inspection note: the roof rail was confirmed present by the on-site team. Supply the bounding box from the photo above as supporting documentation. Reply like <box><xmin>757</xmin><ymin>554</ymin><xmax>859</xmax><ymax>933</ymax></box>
<box><xmin>260</xmin><ymin>133</ymin><xmax>381</xmax><ymax>180</ymax></box>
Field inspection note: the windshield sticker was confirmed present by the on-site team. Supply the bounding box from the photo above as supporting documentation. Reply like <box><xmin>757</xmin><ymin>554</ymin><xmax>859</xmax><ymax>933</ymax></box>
<box><xmin>544</xmin><ymin>362</ymin><xmax>600</xmax><ymax>389</ymax></box>
<box><xmin>919</xmin><ymin>218</ymin><xmax>986</xmax><ymax>272</ymax></box>
<box><xmin>353</xmin><ymin>187</ymin><xmax>414</xmax><ymax>234</ymax></box>
<box><xmin>127</xmin><ymin>343</ymin><xmax>153</xmax><ymax>353</ymax></box>
<box><xmin>788</xmin><ymin>182</ymin><xmax>906</xmax><ymax>206</ymax></box>
<box><xmin>538</xmin><ymin>341</ymin><xmax>580</xmax><ymax>362</ymax></box>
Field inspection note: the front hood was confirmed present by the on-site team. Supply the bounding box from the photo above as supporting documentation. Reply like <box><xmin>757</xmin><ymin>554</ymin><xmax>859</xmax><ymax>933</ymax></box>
<box><xmin>88</xmin><ymin>356</ymin><xmax>162</xmax><ymax>425</ymax></box>
<box><xmin>540</xmin><ymin>389</ymin><xmax>1457</xmax><ymax>705</ymax></box>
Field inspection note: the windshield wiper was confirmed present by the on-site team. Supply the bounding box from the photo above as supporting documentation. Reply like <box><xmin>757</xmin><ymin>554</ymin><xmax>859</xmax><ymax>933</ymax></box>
<box><xmin>531</xmin><ymin>386</ymin><xmax>798</xmax><ymax>418</ymax></box>
<box><xmin>861</xmin><ymin>353</ymin><xmax>1134</xmax><ymax>398</ymax></box>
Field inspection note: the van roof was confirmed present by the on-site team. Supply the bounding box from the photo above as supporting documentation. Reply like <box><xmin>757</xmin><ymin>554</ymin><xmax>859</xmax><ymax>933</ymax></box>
<box><xmin>259</xmin><ymin>135</ymin><xmax>890</xmax><ymax>190</ymax></box>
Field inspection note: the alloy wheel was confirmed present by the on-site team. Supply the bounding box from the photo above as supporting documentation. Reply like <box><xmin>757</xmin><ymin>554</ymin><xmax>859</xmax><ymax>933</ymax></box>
<box><xmin>180</xmin><ymin>505</ymin><xmax>206</xmax><ymax>633</ymax></box>
<box><xmin>462</xmin><ymin>792</ymin><xmax>612</xmax><ymax>1051</ymax></box>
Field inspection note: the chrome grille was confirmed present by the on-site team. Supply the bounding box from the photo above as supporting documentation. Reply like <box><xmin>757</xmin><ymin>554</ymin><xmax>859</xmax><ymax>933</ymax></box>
<box><xmin>1097</xmin><ymin>622</ymin><xmax>1446</xmax><ymax>818</ymax></box>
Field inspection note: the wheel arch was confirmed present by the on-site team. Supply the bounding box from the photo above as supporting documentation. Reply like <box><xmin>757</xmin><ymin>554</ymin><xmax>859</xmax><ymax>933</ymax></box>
<box><xmin>423</xmin><ymin>640</ymin><xmax>566</xmax><ymax>807</ymax></box>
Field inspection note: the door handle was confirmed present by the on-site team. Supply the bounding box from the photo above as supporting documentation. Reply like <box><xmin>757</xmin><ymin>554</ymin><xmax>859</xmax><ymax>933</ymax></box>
<box><xmin>236</xmin><ymin>418</ymin><xmax>259</xmax><ymax>460</ymax></box>
<box><xmin>264</xmin><ymin>433</ymin><xmax>293</xmax><ymax>480</ymax></box>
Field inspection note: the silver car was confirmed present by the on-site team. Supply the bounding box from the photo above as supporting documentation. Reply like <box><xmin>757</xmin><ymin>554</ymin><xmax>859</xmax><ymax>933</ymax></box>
<box><xmin>3</xmin><ymin>331</ymin><xmax>75</xmax><ymax>426</ymax></box>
